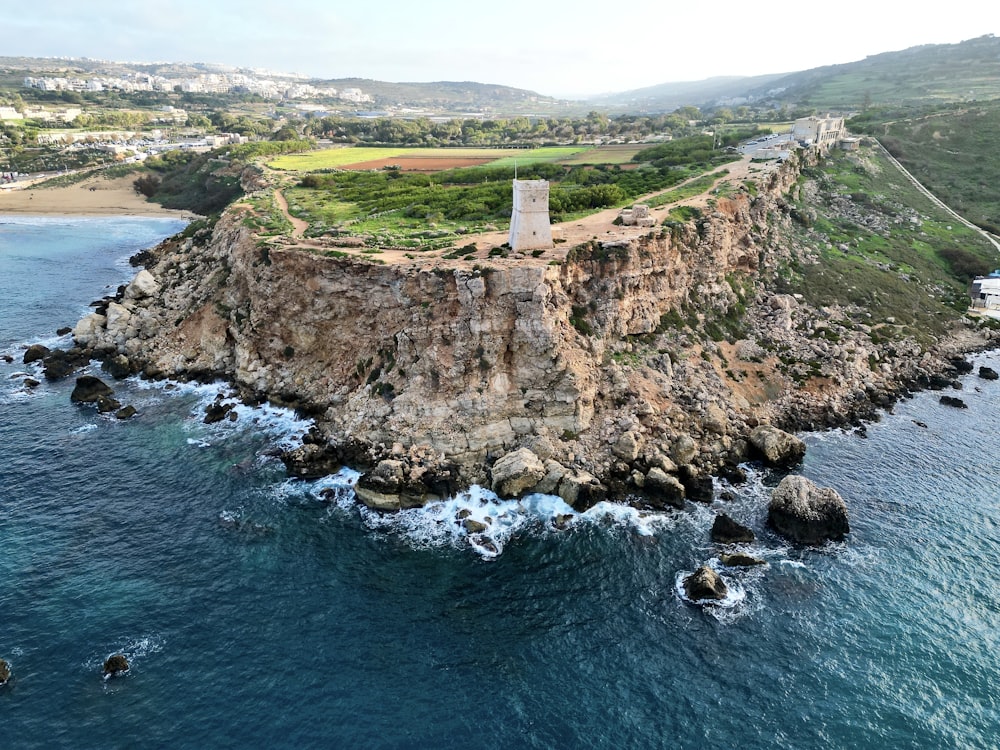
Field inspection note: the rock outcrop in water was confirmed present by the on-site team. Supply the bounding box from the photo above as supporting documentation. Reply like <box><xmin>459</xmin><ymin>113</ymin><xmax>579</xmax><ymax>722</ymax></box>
<box><xmin>68</xmin><ymin>152</ymin><xmax>997</xmax><ymax>507</ymax></box>
<box><xmin>768</xmin><ymin>475</ymin><xmax>850</xmax><ymax>544</ymax></box>
<box><xmin>102</xmin><ymin>653</ymin><xmax>129</xmax><ymax>678</ymax></box>
<box><xmin>683</xmin><ymin>566</ymin><xmax>729</xmax><ymax>601</ymax></box>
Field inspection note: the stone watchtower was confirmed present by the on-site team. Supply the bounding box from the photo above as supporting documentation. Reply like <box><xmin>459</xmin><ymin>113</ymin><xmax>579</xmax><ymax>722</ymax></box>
<box><xmin>508</xmin><ymin>179</ymin><xmax>553</xmax><ymax>251</ymax></box>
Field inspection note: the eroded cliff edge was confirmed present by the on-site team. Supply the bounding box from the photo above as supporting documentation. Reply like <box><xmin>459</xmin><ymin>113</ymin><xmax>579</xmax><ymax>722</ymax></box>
<box><xmin>74</xmin><ymin>154</ymin><xmax>997</xmax><ymax>509</ymax></box>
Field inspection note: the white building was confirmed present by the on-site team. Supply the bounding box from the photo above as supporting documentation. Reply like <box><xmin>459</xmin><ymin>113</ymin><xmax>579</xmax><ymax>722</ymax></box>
<box><xmin>508</xmin><ymin>179</ymin><xmax>553</xmax><ymax>251</ymax></box>
<box><xmin>792</xmin><ymin>116</ymin><xmax>845</xmax><ymax>148</ymax></box>
<box><xmin>971</xmin><ymin>275</ymin><xmax>1000</xmax><ymax>309</ymax></box>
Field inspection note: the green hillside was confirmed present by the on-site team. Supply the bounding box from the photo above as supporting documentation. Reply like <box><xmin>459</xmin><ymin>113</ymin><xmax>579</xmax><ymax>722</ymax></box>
<box><xmin>754</xmin><ymin>35</ymin><xmax>1000</xmax><ymax>111</ymax></box>
<box><xmin>848</xmin><ymin>99</ymin><xmax>1000</xmax><ymax>234</ymax></box>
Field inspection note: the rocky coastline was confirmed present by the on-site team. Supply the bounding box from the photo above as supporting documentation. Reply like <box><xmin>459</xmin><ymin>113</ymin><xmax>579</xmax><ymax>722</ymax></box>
<box><xmin>51</xmin><ymin>152</ymin><xmax>998</xmax><ymax>516</ymax></box>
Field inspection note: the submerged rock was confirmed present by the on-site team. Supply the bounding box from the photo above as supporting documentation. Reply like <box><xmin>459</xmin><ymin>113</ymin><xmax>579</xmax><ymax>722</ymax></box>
<box><xmin>683</xmin><ymin>566</ymin><xmax>728</xmax><ymax>602</ymax></box>
<box><xmin>749</xmin><ymin>425</ymin><xmax>806</xmax><ymax>467</ymax></box>
<box><xmin>103</xmin><ymin>654</ymin><xmax>129</xmax><ymax>678</ymax></box>
<box><xmin>768</xmin><ymin>475</ymin><xmax>850</xmax><ymax>544</ymax></box>
<box><xmin>711</xmin><ymin>513</ymin><xmax>755</xmax><ymax>544</ymax></box>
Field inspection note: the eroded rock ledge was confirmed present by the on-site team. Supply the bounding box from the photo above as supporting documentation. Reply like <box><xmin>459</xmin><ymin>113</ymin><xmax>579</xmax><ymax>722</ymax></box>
<box><xmin>70</xmin><ymin>156</ymin><xmax>997</xmax><ymax>510</ymax></box>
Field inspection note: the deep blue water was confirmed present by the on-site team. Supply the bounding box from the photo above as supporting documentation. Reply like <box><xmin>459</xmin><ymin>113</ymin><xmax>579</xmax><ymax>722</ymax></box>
<box><xmin>2</xmin><ymin>216</ymin><xmax>999</xmax><ymax>749</ymax></box>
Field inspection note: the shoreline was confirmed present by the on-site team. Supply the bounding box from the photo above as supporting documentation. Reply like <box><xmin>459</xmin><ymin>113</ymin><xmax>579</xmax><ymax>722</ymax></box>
<box><xmin>0</xmin><ymin>175</ymin><xmax>196</xmax><ymax>219</ymax></box>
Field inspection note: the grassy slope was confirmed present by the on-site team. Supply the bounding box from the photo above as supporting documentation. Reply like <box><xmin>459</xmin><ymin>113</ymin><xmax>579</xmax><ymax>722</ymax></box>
<box><xmin>849</xmin><ymin>100</ymin><xmax>1000</xmax><ymax>234</ymax></box>
<box><xmin>756</xmin><ymin>35</ymin><xmax>1000</xmax><ymax>111</ymax></box>
<box><xmin>777</xmin><ymin>146</ymin><xmax>998</xmax><ymax>344</ymax></box>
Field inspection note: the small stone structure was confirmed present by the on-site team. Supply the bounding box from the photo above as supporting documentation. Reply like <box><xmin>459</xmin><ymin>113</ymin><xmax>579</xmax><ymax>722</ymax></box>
<box><xmin>619</xmin><ymin>203</ymin><xmax>656</xmax><ymax>227</ymax></box>
<box><xmin>508</xmin><ymin>179</ymin><xmax>553</xmax><ymax>251</ymax></box>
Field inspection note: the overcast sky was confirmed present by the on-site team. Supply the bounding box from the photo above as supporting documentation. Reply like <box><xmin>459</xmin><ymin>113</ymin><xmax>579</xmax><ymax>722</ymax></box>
<box><xmin>6</xmin><ymin>1</ymin><xmax>997</xmax><ymax>97</ymax></box>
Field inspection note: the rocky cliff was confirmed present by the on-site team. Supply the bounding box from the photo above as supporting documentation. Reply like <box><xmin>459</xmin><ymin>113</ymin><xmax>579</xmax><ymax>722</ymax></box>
<box><xmin>73</xmin><ymin>153</ymin><xmax>996</xmax><ymax>509</ymax></box>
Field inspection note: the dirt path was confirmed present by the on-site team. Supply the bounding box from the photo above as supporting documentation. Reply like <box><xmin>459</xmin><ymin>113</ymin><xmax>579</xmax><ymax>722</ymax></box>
<box><xmin>273</xmin><ymin>189</ymin><xmax>310</xmax><ymax>238</ymax></box>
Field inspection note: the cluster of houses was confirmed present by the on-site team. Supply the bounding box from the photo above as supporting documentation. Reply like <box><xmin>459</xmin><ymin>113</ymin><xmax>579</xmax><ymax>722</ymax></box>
<box><xmin>23</xmin><ymin>73</ymin><xmax>371</xmax><ymax>102</ymax></box>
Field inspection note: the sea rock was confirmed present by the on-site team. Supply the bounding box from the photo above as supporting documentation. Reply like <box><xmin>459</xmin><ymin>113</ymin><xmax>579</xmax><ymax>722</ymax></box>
<box><xmin>978</xmin><ymin>366</ymin><xmax>999</xmax><ymax>381</ymax></box>
<box><xmin>204</xmin><ymin>398</ymin><xmax>235</xmax><ymax>424</ymax></box>
<box><xmin>71</xmin><ymin>375</ymin><xmax>115</xmax><ymax>404</ymax></box>
<box><xmin>115</xmin><ymin>405</ymin><xmax>138</xmax><ymax>420</ymax></box>
<box><xmin>490</xmin><ymin>447</ymin><xmax>546</xmax><ymax>498</ymax></box>
<box><xmin>101</xmin><ymin>354</ymin><xmax>133</xmax><ymax>380</ymax></box>
<box><xmin>42</xmin><ymin>348</ymin><xmax>89</xmax><ymax>380</ymax></box>
<box><xmin>720</xmin><ymin>553</ymin><xmax>767</xmax><ymax>567</ymax></box>
<box><xmin>24</xmin><ymin>378</ymin><xmax>40</xmax><ymax>388</ymax></box>
<box><xmin>939</xmin><ymin>395</ymin><xmax>967</xmax><ymax>409</ymax></box>
<box><xmin>23</xmin><ymin>343</ymin><xmax>50</xmax><ymax>364</ymax></box>
<box><xmin>0</xmin><ymin>658</ymin><xmax>10</xmax><ymax>685</ymax></box>
<box><xmin>679</xmin><ymin>465</ymin><xmax>714</xmax><ymax>504</ymax></box>
<box><xmin>768</xmin><ymin>475</ymin><xmax>850</xmax><ymax>544</ymax></box>
<box><xmin>56</xmin><ymin>326</ymin><xmax>73</xmax><ymax>336</ymax></box>
<box><xmin>96</xmin><ymin>395</ymin><xmax>122</xmax><ymax>414</ymax></box>
<box><xmin>463</xmin><ymin>518</ymin><xmax>488</xmax><ymax>534</ymax></box>
<box><xmin>557</xmin><ymin>469</ymin><xmax>607</xmax><ymax>511</ymax></box>
<box><xmin>682</xmin><ymin>566</ymin><xmax>728</xmax><ymax>602</ymax></box>
<box><xmin>749</xmin><ymin>425</ymin><xmax>806</xmax><ymax>467</ymax></box>
<box><xmin>281</xmin><ymin>442</ymin><xmax>341</xmax><ymax>480</ymax></box>
<box><xmin>103</xmin><ymin>654</ymin><xmax>129</xmax><ymax>678</ymax></box>
<box><xmin>643</xmin><ymin>466</ymin><xmax>685</xmax><ymax>509</ymax></box>
<box><xmin>711</xmin><ymin>513</ymin><xmax>755</xmax><ymax>544</ymax></box>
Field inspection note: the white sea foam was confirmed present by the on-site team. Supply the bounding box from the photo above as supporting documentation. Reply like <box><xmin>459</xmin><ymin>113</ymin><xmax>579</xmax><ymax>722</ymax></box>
<box><xmin>71</xmin><ymin>424</ymin><xmax>99</xmax><ymax>434</ymax></box>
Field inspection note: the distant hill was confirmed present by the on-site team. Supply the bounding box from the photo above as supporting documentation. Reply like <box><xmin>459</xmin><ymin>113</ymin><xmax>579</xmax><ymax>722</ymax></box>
<box><xmin>2</xmin><ymin>35</ymin><xmax>999</xmax><ymax>116</ymax></box>
<box><xmin>312</xmin><ymin>78</ymin><xmax>570</xmax><ymax>114</ymax></box>
<box><xmin>586</xmin><ymin>73</ymin><xmax>788</xmax><ymax>111</ymax></box>
<box><xmin>585</xmin><ymin>35</ymin><xmax>1000</xmax><ymax>113</ymax></box>
<box><xmin>745</xmin><ymin>34</ymin><xmax>1000</xmax><ymax>111</ymax></box>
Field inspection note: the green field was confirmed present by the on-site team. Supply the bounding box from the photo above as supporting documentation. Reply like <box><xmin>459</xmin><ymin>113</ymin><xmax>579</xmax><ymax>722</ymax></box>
<box><xmin>268</xmin><ymin>145</ymin><xmax>592</xmax><ymax>171</ymax></box>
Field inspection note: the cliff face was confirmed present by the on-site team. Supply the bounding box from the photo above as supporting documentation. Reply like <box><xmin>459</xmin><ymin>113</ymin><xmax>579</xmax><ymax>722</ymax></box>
<box><xmin>74</xmin><ymin>155</ymin><xmax>992</xmax><ymax>496</ymax></box>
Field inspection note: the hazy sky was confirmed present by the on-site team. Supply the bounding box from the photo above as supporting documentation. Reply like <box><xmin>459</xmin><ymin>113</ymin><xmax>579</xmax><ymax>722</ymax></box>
<box><xmin>7</xmin><ymin>1</ymin><xmax>997</xmax><ymax>97</ymax></box>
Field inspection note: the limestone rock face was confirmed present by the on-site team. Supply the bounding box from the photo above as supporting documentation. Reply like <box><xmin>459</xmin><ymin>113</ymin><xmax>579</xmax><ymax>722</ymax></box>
<box><xmin>768</xmin><ymin>475</ymin><xmax>849</xmax><ymax>544</ymax></box>
<box><xmin>683</xmin><ymin>566</ymin><xmax>728</xmax><ymax>602</ymax></box>
<box><xmin>73</xmin><ymin>312</ymin><xmax>107</xmax><ymax>349</ymax></box>
<box><xmin>749</xmin><ymin>425</ymin><xmax>806</xmax><ymax>467</ymax></box>
<box><xmin>490</xmin><ymin>448</ymin><xmax>546</xmax><ymax>498</ymax></box>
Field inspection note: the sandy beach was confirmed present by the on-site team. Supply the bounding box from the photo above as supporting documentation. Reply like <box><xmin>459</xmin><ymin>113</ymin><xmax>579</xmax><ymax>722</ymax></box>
<box><xmin>0</xmin><ymin>174</ymin><xmax>196</xmax><ymax>218</ymax></box>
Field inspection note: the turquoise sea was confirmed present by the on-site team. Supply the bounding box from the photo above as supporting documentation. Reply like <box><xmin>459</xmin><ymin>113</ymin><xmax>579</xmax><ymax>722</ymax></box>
<box><xmin>2</xmin><ymin>215</ymin><xmax>999</xmax><ymax>748</ymax></box>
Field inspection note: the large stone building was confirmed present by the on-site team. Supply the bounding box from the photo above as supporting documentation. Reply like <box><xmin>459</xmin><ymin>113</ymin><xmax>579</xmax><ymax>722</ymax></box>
<box><xmin>792</xmin><ymin>116</ymin><xmax>846</xmax><ymax>148</ymax></box>
<box><xmin>508</xmin><ymin>179</ymin><xmax>553</xmax><ymax>251</ymax></box>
